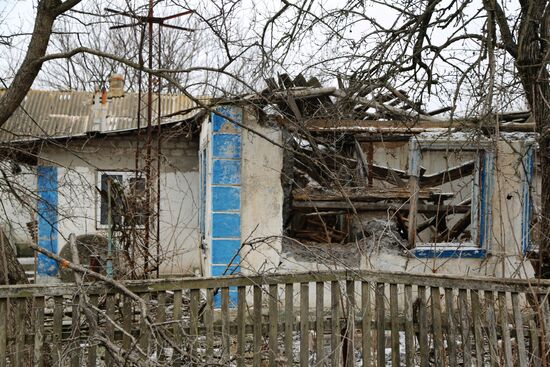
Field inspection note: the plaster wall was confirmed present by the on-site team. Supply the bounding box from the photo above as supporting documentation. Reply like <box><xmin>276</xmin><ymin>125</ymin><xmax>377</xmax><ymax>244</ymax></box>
<box><xmin>36</xmin><ymin>134</ymin><xmax>200</xmax><ymax>276</ymax></box>
<box><xmin>239</xmin><ymin>108</ymin><xmax>284</xmax><ymax>275</ymax></box>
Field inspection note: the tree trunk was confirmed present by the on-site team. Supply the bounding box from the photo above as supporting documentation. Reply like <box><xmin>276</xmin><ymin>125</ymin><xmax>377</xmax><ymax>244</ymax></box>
<box><xmin>516</xmin><ymin>1</ymin><xmax>550</xmax><ymax>278</ymax></box>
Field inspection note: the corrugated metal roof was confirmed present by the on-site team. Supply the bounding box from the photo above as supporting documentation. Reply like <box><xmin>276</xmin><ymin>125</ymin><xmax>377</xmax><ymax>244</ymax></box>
<box><xmin>0</xmin><ymin>90</ymin><xmax>203</xmax><ymax>142</ymax></box>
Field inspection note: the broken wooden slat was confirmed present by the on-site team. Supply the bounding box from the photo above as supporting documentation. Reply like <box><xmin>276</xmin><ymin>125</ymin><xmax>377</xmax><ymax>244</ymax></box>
<box><xmin>33</xmin><ymin>296</ymin><xmax>45</xmax><ymax>367</ymax></box>
<box><xmin>157</xmin><ymin>292</ymin><xmax>167</xmax><ymax>361</ymax></box>
<box><xmin>331</xmin><ymin>281</ymin><xmax>341</xmax><ymax>366</ymax></box>
<box><xmin>105</xmin><ymin>293</ymin><xmax>115</xmax><ymax>366</ymax></box>
<box><xmin>485</xmin><ymin>291</ymin><xmax>499</xmax><ymax>367</ymax></box>
<box><xmin>346</xmin><ymin>280</ymin><xmax>355</xmax><ymax>367</ymax></box>
<box><xmin>268</xmin><ymin>284</ymin><xmax>278</xmax><ymax>367</ymax></box>
<box><xmin>390</xmin><ymin>284</ymin><xmax>400</xmax><ymax>367</ymax></box>
<box><xmin>498</xmin><ymin>292</ymin><xmax>513</xmax><ymax>366</ymax></box>
<box><xmin>205</xmin><ymin>289</ymin><xmax>214</xmax><ymax>364</ymax></box>
<box><xmin>237</xmin><ymin>286</ymin><xmax>246</xmax><ymax>367</ymax></box>
<box><xmin>254</xmin><ymin>285</ymin><xmax>263</xmax><ymax>367</ymax></box>
<box><xmin>70</xmin><ymin>295</ymin><xmax>80</xmax><ymax>367</ymax></box>
<box><xmin>284</xmin><ymin>283</ymin><xmax>294</xmax><ymax>365</ymax></box>
<box><xmin>87</xmin><ymin>294</ymin><xmax>99</xmax><ymax>367</ymax></box>
<box><xmin>222</xmin><ymin>287</ymin><xmax>231</xmax><ymax>364</ymax></box>
<box><xmin>172</xmin><ymin>290</ymin><xmax>183</xmax><ymax>366</ymax></box>
<box><xmin>431</xmin><ymin>287</ymin><xmax>444</xmax><ymax>367</ymax></box>
<box><xmin>529</xmin><ymin>316</ymin><xmax>541</xmax><ymax>367</ymax></box>
<box><xmin>376</xmin><ymin>283</ymin><xmax>385</xmax><ymax>367</ymax></box>
<box><xmin>0</xmin><ymin>298</ymin><xmax>5</xmax><ymax>366</ymax></box>
<box><xmin>404</xmin><ymin>285</ymin><xmax>414</xmax><ymax>367</ymax></box>
<box><xmin>418</xmin><ymin>286</ymin><xmax>429</xmax><ymax>367</ymax></box>
<box><xmin>444</xmin><ymin>288</ymin><xmax>457</xmax><ymax>367</ymax></box>
<box><xmin>316</xmin><ymin>282</ymin><xmax>324</xmax><ymax>366</ymax></box>
<box><xmin>52</xmin><ymin>296</ymin><xmax>63</xmax><ymax>365</ymax></box>
<box><xmin>14</xmin><ymin>298</ymin><xmax>25</xmax><ymax>367</ymax></box>
<box><xmin>139</xmin><ymin>293</ymin><xmax>150</xmax><ymax>359</ymax></box>
<box><xmin>300</xmin><ymin>282</ymin><xmax>309</xmax><ymax>367</ymax></box>
<box><xmin>362</xmin><ymin>282</ymin><xmax>373</xmax><ymax>367</ymax></box>
<box><xmin>458</xmin><ymin>289</ymin><xmax>472</xmax><ymax>367</ymax></box>
<box><xmin>190</xmin><ymin>288</ymin><xmax>200</xmax><ymax>365</ymax></box>
<box><xmin>511</xmin><ymin>293</ymin><xmax>528</xmax><ymax>367</ymax></box>
<box><xmin>470</xmin><ymin>290</ymin><xmax>485</xmax><ymax>367</ymax></box>
<box><xmin>542</xmin><ymin>296</ymin><xmax>550</xmax><ymax>350</ymax></box>
<box><xmin>122</xmin><ymin>296</ymin><xmax>132</xmax><ymax>351</ymax></box>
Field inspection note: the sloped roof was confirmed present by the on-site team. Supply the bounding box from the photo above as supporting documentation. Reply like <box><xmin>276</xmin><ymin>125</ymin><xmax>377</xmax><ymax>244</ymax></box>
<box><xmin>0</xmin><ymin>90</ymin><xmax>204</xmax><ymax>143</ymax></box>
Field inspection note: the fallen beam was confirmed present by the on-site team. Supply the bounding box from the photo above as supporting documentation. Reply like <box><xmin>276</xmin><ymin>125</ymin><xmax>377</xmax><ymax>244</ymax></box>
<box><xmin>292</xmin><ymin>201</ymin><xmax>470</xmax><ymax>213</ymax></box>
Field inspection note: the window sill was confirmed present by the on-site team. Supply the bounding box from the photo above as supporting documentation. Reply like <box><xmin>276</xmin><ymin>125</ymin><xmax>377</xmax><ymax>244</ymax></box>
<box><xmin>410</xmin><ymin>245</ymin><xmax>487</xmax><ymax>259</ymax></box>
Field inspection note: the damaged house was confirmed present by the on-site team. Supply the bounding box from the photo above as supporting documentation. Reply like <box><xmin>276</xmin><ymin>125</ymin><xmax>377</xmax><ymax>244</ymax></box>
<box><xmin>0</xmin><ymin>74</ymin><xmax>539</xmax><ymax>282</ymax></box>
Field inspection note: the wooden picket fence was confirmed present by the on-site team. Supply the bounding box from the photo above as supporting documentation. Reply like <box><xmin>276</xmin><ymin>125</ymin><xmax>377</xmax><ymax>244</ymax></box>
<box><xmin>1</xmin><ymin>269</ymin><xmax>550</xmax><ymax>366</ymax></box>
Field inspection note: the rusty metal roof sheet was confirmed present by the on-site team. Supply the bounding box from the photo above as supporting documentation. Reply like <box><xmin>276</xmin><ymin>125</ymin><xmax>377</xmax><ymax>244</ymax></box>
<box><xmin>0</xmin><ymin>90</ymin><xmax>203</xmax><ymax>142</ymax></box>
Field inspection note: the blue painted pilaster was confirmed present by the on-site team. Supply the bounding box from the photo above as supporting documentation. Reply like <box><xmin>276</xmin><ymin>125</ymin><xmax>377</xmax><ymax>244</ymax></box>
<box><xmin>37</xmin><ymin>166</ymin><xmax>59</xmax><ymax>277</ymax></box>
<box><xmin>210</xmin><ymin>106</ymin><xmax>242</xmax><ymax>277</ymax></box>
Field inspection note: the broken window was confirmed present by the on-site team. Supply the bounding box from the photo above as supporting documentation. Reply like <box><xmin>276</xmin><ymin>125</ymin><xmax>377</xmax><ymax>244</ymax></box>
<box><xmin>97</xmin><ymin>171</ymin><xmax>146</xmax><ymax>228</ymax></box>
<box><xmin>407</xmin><ymin>137</ymin><xmax>493</xmax><ymax>256</ymax></box>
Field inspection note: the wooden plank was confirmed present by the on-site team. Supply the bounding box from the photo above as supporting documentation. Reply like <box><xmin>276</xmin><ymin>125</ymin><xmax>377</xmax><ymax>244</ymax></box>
<box><xmin>458</xmin><ymin>289</ymin><xmax>471</xmax><ymax>367</ymax></box>
<box><xmin>190</xmin><ymin>288</ymin><xmax>200</xmax><ymax>366</ymax></box>
<box><xmin>87</xmin><ymin>294</ymin><xmax>99</xmax><ymax>367</ymax></box>
<box><xmin>268</xmin><ymin>284</ymin><xmax>278</xmax><ymax>367</ymax></box>
<box><xmin>386</xmin><ymin>284</ymin><xmax>397</xmax><ymax>367</ymax></box>
<box><xmin>511</xmin><ymin>293</ymin><xmax>528</xmax><ymax>367</ymax></box>
<box><xmin>237</xmin><ymin>286</ymin><xmax>246</xmax><ymax>367</ymax></box>
<box><xmin>470</xmin><ymin>290</ymin><xmax>484</xmax><ymax>367</ymax></box>
<box><xmin>542</xmin><ymin>295</ymin><xmax>550</xmax><ymax>349</ymax></box>
<box><xmin>254</xmin><ymin>285</ymin><xmax>263</xmax><ymax>367</ymax></box>
<box><xmin>529</xmin><ymin>317</ymin><xmax>541</xmax><ymax>367</ymax></box>
<box><xmin>14</xmin><ymin>298</ymin><xmax>25</xmax><ymax>367</ymax></box>
<box><xmin>376</xmin><ymin>282</ymin><xmax>385</xmax><ymax>367</ymax></box>
<box><xmin>52</xmin><ymin>295</ymin><xmax>63</xmax><ymax>365</ymax></box>
<box><xmin>485</xmin><ymin>291</ymin><xmax>499</xmax><ymax>367</ymax></box>
<box><xmin>332</xmin><ymin>281</ymin><xmax>341</xmax><ymax>367</ymax></box>
<box><xmin>3</xmin><ymin>269</ymin><xmax>550</xmax><ymax>298</ymax></box>
<box><xmin>205</xmin><ymin>289</ymin><xmax>214</xmax><ymax>364</ymax></box>
<box><xmin>105</xmin><ymin>293</ymin><xmax>115</xmax><ymax>366</ymax></box>
<box><xmin>300</xmin><ymin>283</ymin><xmax>309</xmax><ymax>367</ymax></box>
<box><xmin>172</xmin><ymin>290</ymin><xmax>182</xmax><ymax>366</ymax></box>
<box><xmin>122</xmin><ymin>296</ymin><xmax>132</xmax><ymax>351</ymax></box>
<box><xmin>419</xmin><ymin>160</ymin><xmax>476</xmax><ymax>187</ymax></box>
<box><xmin>445</xmin><ymin>288</ymin><xmax>457</xmax><ymax>367</ymax></box>
<box><xmin>431</xmin><ymin>287</ymin><xmax>443</xmax><ymax>367</ymax></box>
<box><xmin>157</xmin><ymin>292</ymin><xmax>167</xmax><ymax>362</ymax></box>
<box><xmin>362</xmin><ymin>282</ymin><xmax>373</xmax><ymax>367</ymax></box>
<box><xmin>71</xmin><ymin>295</ymin><xmax>80</xmax><ymax>367</ymax></box>
<box><xmin>293</xmin><ymin>200</ymin><xmax>471</xmax><ymax>214</ymax></box>
<box><xmin>221</xmin><ymin>287</ymin><xmax>231</xmax><ymax>364</ymax></box>
<box><xmin>139</xmin><ymin>293</ymin><xmax>150</xmax><ymax>359</ymax></box>
<box><xmin>316</xmin><ymin>282</ymin><xmax>325</xmax><ymax>366</ymax></box>
<box><xmin>498</xmin><ymin>292</ymin><xmax>513</xmax><ymax>367</ymax></box>
<box><xmin>418</xmin><ymin>286</ymin><xmax>429</xmax><ymax>367</ymax></box>
<box><xmin>33</xmin><ymin>296</ymin><xmax>45</xmax><ymax>367</ymax></box>
<box><xmin>0</xmin><ymin>298</ymin><xmax>5</xmax><ymax>367</ymax></box>
<box><xmin>285</xmin><ymin>283</ymin><xmax>294</xmax><ymax>365</ymax></box>
<box><xmin>404</xmin><ymin>285</ymin><xmax>414</xmax><ymax>367</ymax></box>
<box><xmin>346</xmin><ymin>280</ymin><xmax>355</xmax><ymax>367</ymax></box>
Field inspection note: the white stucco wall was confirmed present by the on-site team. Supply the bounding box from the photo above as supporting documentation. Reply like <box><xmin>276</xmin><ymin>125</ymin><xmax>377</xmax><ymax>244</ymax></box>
<box><xmin>35</xmin><ymin>134</ymin><xmax>200</xmax><ymax>276</ymax></box>
<box><xmin>239</xmin><ymin>108</ymin><xmax>284</xmax><ymax>275</ymax></box>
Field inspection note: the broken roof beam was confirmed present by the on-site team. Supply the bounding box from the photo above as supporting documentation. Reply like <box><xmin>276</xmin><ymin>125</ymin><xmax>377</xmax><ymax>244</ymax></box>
<box><xmin>419</xmin><ymin>160</ymin><xmax>476</xmax><ymax>188</ymax></box>
<box><xmin>292</xmin><ymin>201</ymin><xmax>470</xmax><ymax>213</ymax></box>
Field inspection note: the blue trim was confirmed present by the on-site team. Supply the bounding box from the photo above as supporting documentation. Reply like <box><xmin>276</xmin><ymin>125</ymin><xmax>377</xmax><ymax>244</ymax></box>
<box><xmin>37</xmin><ymin>166</ymin><xmax>59</xmax><ymax>276</ymax></box>
<box><xmin>212</xmin><ymin>239</ymin><xmax>241</xmax><ymax>264</ymax></box>
<box><xmin>412</xmin><ymin>248</ymin><xmax>487</xmax><ymax>259</ymax></box>
<box><xmin>212</xmin><ymin>159</ymin><xmax>240</xmax><ymax>185</ymax></box>
<box><xmin>210</xmin><ymin>106</ymin><xmax>242</xmax><ymax>290</ymax></box>
<box><xmin>212</xmin><ymin>134</ymin><xmax>241</xmax><ymax>158</ymax></box>
<box><xmin>212</xmin><ymin>186</ymin><xmax>240</xmax><ymax>211</ymax></box>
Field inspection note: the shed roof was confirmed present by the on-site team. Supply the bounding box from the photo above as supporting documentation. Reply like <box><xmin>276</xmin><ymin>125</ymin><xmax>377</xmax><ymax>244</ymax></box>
<box><xmin>0</xmin><ymin>90</ymin><xmax>204</xmax><ymax>143</ymax></box>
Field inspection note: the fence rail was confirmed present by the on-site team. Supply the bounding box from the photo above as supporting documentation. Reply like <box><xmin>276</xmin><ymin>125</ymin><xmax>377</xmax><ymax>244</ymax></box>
<box><xmin>1</xmin><ymin>269</ymin><xmax>550</xmax><ymax>366</ymax></box>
